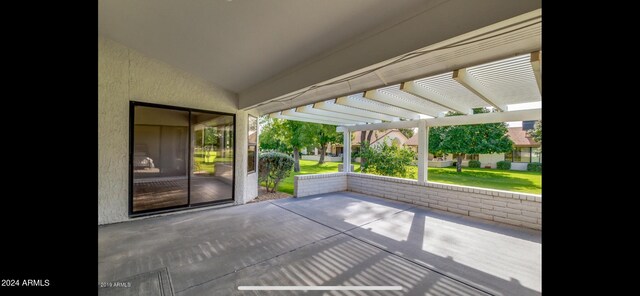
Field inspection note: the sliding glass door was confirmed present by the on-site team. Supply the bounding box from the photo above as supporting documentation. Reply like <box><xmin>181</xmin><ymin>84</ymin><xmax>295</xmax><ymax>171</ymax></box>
<box><xmin>130</xmin><ymin>102</ymin><xmax>234</xmax><ymax>215</ymax></box>
<box><xmin>191</xmin><ymin>111</ymin><xmax>234</xmax><ymax>205</ymax></box>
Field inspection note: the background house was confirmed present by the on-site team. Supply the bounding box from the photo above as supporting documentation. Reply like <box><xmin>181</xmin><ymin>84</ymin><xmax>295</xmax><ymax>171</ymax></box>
<box><xmin>324</xmin><ymin>129</ymin><xmax>411</xmax><ymax>157</ymax></box>
<box><xmin>406</xmin><ymin>120</ymin><xmax>542</xmax><ymax>169</ymax></box>
<box><xmin>504</xmin><ymin>121</ymin><xmax>542</xmax><ymax>170</ymax></box>
<box><xmin>315</xmin><ymin>121</ymin><xmax>541</xmax><ymax>170</ymax></box>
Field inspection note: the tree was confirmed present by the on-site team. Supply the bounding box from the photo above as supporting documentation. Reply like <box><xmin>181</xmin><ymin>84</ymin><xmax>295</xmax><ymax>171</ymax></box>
<box><xmin>527</xmin><ymin>120</ymin><xmax>542</xmax><ymax>144</ymax></box>
<box><xmin>308</xmin><ymin>124</ymin><xmax>341</xmax><ymax>164</ymax></box>
<box><xmin>259</xmin><ymin>119</ymin><xmax>341</xmax><ymax>171</ymax></box>
<box><xmin>282</xmin><ymin>120</ymin><xmax>316</xmax><ymax>172</ymax></box>
<box><xmin>398</xmin><ymin>128</ymin><xmax>415</xmax><ymax>139</ymax></box>
<box><xmin>429</xmin><ymin>108</ymin><xmax>513</xmax><ymax>172</ymax></box>
<box><xmin>259</xmin><ymin>118</ymin><xmax>290</xmax><ymax>153</ymax></box>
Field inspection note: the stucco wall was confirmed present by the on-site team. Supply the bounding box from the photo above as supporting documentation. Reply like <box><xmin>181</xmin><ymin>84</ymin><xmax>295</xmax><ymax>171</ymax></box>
<box><xmin>234</xmin><ymin>110</ymin><xmax>260</xmax><ymax>204</ymax></box>
<box><xmin>511</xmin><ymin>162</ymin><xmax>528</xmax><ymax>171</ymax></box>
<box><xmin>479</xmin><ymin>153</ymin><xmax>505</xmax><ymax>169</ymax></box>
<box><xmin>99</xmin><ymin>36</ymin><xmax>256</xmax><ymax>225</ymax></box>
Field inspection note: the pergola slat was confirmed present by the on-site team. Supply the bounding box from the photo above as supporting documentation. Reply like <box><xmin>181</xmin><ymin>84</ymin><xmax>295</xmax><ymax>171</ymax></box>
<box><xmin>296</xmin><ymin>105</ymin><xmax>381</xmax><ymax>124</ymax></box>
<box><xmin>282</xmin><ymin>109</ymin><xmax>364</xmax><ymax>124</ymax></box>
<box><xmin>452</xmin><ymin>68</ymin><xmax>507</xmax><ymax>112</ymax></box>
<box><xmin>314</xmin><ymin>100</ymin><xmax>399</xmax><ymax>122</ymax></box>
<box><xmin>271</xmin><ymin>112</ymin><xmax>349</xmax><ymax>125</ymax></box>
<box><xmin>364</xmin><ymin>87</ymin><xmax>438</xmax><ymax>117</ymax></box>
<box><xmin>336</xmin><ymin>95</ymin><xmax>422</xmax><ymax>120</ymax></box>
<box><xmin>401</xmin><ymin>81</ymin><xmax>473</xmax><ymax>115</ymax></box>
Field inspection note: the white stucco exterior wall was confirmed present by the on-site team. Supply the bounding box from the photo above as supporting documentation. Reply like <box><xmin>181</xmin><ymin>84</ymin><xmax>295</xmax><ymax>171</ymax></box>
<box><xmin>99</xmin><ymin>36</ymin><xmax>256</xmax><ymax>225</ymax></box>
<box><xmin>245</xmin><ymin>111</ymin><xmax>260</xmax><ymax>203</ymax></box>
<box><xmin>233</xmin><ymin>110</ymin><xmax>260</xmax><ymax>205</ymax></box>
<box><xmin>479</xmin><ymin>153</ymin><xmax>506</xmax><ymax>169</ymax></box>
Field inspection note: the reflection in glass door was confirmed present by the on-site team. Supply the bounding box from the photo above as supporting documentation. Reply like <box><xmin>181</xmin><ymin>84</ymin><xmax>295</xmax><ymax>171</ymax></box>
<box><xmin>130</xmin><ymin>102</ymin><xmax>234</xmax><ymax>215</ymax></box>
<box><xmin>191</xmin><ymin>112</ymin><xmax>234</xmax><ymax>205</ymax></box>
<box><xmin>132</xmin><ymin>106</ymin><xmax>189</xmax><ymax>213</ymax></box>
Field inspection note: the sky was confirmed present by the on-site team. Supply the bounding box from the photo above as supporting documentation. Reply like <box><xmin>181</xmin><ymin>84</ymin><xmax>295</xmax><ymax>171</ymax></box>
<box><xmin>506</xmin><ymin>101</ymin><xmax>541</xmax><ymax>127</ymax></box>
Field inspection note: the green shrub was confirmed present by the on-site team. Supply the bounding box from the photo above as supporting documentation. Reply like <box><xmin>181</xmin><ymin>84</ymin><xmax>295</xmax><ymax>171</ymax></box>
<box><xmin>496</xmin><ymin>161</ymin><xmax>511</xmax><ymax>170</ymax></box>
<box><xmin>258</xmin><ymin>152</ymin><xmax>294</xmax><ymax>193</ymax></box>
<box><xmin>358</xmin><ymin>142</ymin><xmax>416</xmax><ymax>178</ymax></box>
<box><xmin>527</xmin><ymin>162</ymin><xmax>542</xmax><ymax>172</ymax></box>
<box><xmin>468</xmin><ymin>160</ymin><xmax>481</xmax><ymax>168</ymax></box>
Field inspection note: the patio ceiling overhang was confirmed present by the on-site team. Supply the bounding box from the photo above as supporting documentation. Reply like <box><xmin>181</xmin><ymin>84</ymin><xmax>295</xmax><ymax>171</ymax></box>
<box><xmin>269</xmin><ymin>51</ymin><xmax>541</xmax><ymax>128</ymax></box>
<box><xmin>259</xmin><ymin>9</ymin><xmax>542</xmax><ymax>128</ymax></box>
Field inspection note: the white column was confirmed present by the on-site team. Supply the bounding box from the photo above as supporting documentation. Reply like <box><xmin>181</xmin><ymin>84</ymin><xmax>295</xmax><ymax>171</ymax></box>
<box><xmin>417</xmin><ymin>119</ymin><xmax>428</xmax><ymax>184</ymax></box>
<box><xmin>342</xmin><ymin>127</ymin><xmax>351</xmax><ymax>172</ymax></box>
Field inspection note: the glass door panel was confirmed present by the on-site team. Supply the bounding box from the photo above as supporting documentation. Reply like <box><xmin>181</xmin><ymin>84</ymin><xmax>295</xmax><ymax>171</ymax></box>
<box><xmin>132</xmin><ymin>106</ymin><xmax>189</xmax><ymax>212</ymax></box>
<box><xmin>191</xmin><ymin>112</ymin><xmax>234</xmax><ymax>205</ymax></box>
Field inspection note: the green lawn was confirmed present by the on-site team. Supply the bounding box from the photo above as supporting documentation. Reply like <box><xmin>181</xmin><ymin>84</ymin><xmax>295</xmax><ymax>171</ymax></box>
<box><xmin>422</xmin><ymin>167</ymin><xmax>541</xmax><ymax>194</ymax></box>
<box><xmin>193</xmin><ymin>151</ymin><xmax>233</xmax><ymax>175</ymax></box>
<box><xmin>274</xmin><ymin>160</ymin><xmax>361</xmax><ymax>194</ymax></box>
<box><xmin>269</xmin><ymin>160</ymin><xmax>541</xmax><ymax>195</ymax></box>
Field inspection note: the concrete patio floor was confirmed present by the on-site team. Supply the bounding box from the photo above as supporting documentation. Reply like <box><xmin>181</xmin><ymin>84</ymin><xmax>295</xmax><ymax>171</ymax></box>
<box><xmin>98</xmin><ymin>192</ymin><xmax>541</xmax><ymax>296</ymax></box>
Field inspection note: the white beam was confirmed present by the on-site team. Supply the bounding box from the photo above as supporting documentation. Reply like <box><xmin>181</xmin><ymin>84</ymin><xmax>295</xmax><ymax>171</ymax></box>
<box><xmin>337</xmin><ymin>119</ymin><xmax>418</xmax><ymax>132</ymax></box>
<box><xmin>271</xmin><ymin>112</ymin><xmax>348</xmax><ymax>126</ymax></box>
<box><xmin>282</xmin><ymin>109</ymin><xmax>364</xmax><ymax>124</ymax></box>
<box><xmin>530</xmin><ymin>51</ymin><xmax>542</xmax><ymax>93</ymax></box>
<box><xmin>363</xmin><ymin>88</ymin><xmax>437</xmax><ymax>117</ymax></box>
<box><xmin>417</xmin><ymin>120</ymin><xmax>428</xmax><ymax>184</ymax></box>
<box><xmin>336</xmin><ymin>96</ymin><xmax>422</xmax><ymax>119</ymax></box>
<box><xmin>453</xmin><ymin>68</ymin><xmax>506</xmax><ymax>112</ymax></box>
<box><xmin>315</xmin><ymin>101</ymin><xmax>399</xmax><ymax>122</ymax></box>
<box><xmin>426</xmin><ymin>108</ymin><xmax>541</xmax><ymax>127</ymax></box>
<box><xmin>296</xmin><ymin>105</ymin><xmax>381</xmax><ymax>124</ymax></box>
<box><xmin>400</xmin><ymin>81</ymin><xmax>473</xmax><ymax>115</ymax></box>
<box><xmin>342</xmin><ymin>127</ymin><xmax>351</xmax><ymax>172</ymax></box>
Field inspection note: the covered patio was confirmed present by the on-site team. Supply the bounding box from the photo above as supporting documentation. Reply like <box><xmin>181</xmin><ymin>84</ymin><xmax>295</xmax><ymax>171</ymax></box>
<box><xmin>98</xmin><ymin>2</ymin><xmax>542</xmax><ymax>295</ymax></box>
<box><xmin>98</xmin><ymin>192</ymin><xmax>540</xmax><ymax>296</ymax></box>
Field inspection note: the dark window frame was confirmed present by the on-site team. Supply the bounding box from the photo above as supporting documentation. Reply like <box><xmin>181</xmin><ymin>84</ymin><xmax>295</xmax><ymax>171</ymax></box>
<box><xmin>129</xmin><ymin>101</ymin><xmax>236</xmax><ymax>217</ymax></box>
<box><xmin>505</xmin><ymin>147</ymin><xmax>536</xmax><ymax>163</ymax></box>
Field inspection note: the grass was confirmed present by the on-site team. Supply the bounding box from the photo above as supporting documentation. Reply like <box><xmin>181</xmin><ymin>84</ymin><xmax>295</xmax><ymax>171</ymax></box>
<box><xmin>269</xmin><ymin>160</ymin><xmax>541</xmax><ymax>195</ymax></box>
<box><xmin>193</xmin><ymin>151</ymin><xmax>233</xmax><ymax>175</ymax></box>
<box><xmin>422</xmin><ymin>167</ymin><xmax>541</xmax><ymax>194</ymax></box>
<box><xmin>274</xmin><ymin>160</ymin><xmax>361</xmax><ymax>194</ymax></box>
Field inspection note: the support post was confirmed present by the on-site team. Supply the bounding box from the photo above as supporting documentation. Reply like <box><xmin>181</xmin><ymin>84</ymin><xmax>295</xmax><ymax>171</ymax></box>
<box><xmin>417</xmin><ymin>120</ymin><xmax>429</xmax><ymax>184</ymax></box>
<box><xmin>342</xmin><ymin>127</ymin><xmax>351</xmax><ymax>172</ymax></box>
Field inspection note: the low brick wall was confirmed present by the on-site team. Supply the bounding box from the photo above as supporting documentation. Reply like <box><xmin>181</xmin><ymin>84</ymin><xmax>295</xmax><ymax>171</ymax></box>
<box><xmin>293</xmin><ymin>172</ymin><xmax>541</xmax><ymax>230</ymax></box>
<box><xmin>294</xmin><ymin>173</ymin><xmax>347</xmax><ymax>198</ymax></box>
<box><xmin>347</xmin><ymin>173</ymin><xmax>541</xmax><ymax>230</ymax></box>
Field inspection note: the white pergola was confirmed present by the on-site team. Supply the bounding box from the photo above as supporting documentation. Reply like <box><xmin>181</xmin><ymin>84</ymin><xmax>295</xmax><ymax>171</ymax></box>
<box><xmin>258</xmin><ymin>9</ymin><xmax>541</xmax><ymax>184</ymax></box>
<box><xmin>268</xmin><ymin>51</ymin><xmax>541</xmax><ymax>183</ymax></box>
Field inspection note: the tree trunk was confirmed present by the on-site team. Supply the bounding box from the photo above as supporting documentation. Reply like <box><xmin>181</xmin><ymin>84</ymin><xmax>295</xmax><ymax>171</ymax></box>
<box><xmin>456</xmin><ymin>154</ymin><xmax>463</xmax><ymax>173</ymax></box>
<box><xmin>318</xmin><ymin>144</ymin><xmax>326</xmax><ymax>165</ymax></box>
<box><xmin>293</xmin><ymin>147</ymin><xmax>300</xmax><ymax>172</ymax></box>
<box><xmin>267</xmin><ymin>179</ymin><xmax>274</xmax><ymax>193</ymax></box>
